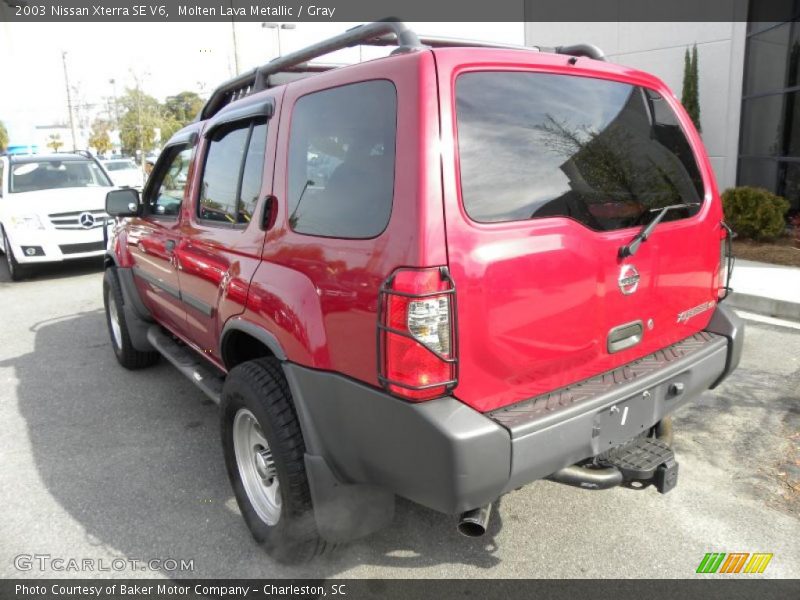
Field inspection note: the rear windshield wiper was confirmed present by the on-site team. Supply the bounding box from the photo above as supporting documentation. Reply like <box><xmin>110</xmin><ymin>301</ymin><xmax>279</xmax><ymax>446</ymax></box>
<box><xmin>618</xmin><ymin>202</ymin><xmax>700</xmax><ymax>258</ymax></box>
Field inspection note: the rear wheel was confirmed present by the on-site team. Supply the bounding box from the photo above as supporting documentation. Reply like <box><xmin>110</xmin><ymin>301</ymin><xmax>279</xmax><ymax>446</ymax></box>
<box><xmin>221</xmin><ymin>357</ymin><xmax>325</xmax><ymax>563</ymax></box>
<box><xmin>2</xmin><ymin>228</ymin><xmax>28</xmax><ymax>282</ymax></box>
<box><xmin>103</xmin><ymin>267</ymin><xmax>159</xmax><ymax>369</ymax></box>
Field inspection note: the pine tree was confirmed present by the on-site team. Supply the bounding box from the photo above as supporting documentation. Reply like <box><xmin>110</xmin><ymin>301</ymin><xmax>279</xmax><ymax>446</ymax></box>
<box><xmin>691</xmin><ymin>44</ymin><xmax>701</xmax><ymax>133</ymax></box>
<box><xmin>681</xmin><ymin>45</ymin><xmax>702</xmax><ymax>133</ymax></box>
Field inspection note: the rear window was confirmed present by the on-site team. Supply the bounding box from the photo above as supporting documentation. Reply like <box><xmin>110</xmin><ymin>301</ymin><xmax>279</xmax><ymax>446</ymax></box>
<box><xmin>455</xmin><ymin>72</ymin><xmax>704</xmax><ymax>230</ymax></box>
<box><xmin>287</xmin><ymin>80</ymin><xmax>396</xmax><ymax>239</ymax></box>
<box><xmin>104</xmin><ymin>160</ymin><xmax>136</xmax><ymax>171</ymax></box>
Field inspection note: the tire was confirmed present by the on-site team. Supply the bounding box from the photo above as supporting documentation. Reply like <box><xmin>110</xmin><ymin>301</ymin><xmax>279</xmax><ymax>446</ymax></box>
<box><xmin>221</xmin><ymin>357</ymin><xmax>325</xmax><ymax>563</ymax></box>
<box><xmin>103</xmin><ymin>267</ymin><xmax>159</xmax><ymax>369</ymax></box>
<box><xmin>2</xmin><ymin>227</ymin><xmax>28</xmax><ymax>282</ymax></box>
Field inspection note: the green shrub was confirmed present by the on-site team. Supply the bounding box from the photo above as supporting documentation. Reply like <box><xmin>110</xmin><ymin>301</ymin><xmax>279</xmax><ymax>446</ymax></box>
<box><xmin>721</xmin><ymin>186</ymin><xmax>790</xmax><ymax>241</ymax></box>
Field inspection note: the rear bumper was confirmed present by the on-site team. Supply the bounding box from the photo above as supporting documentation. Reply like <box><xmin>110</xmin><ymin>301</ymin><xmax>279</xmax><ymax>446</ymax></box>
<box><xmin>287</xmin><ymin>305</ymin><xmax>743</xmax><ymax>515</ymax></box>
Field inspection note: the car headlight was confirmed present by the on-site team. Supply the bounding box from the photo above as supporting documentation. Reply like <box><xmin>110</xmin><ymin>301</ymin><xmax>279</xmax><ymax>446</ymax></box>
<box><xmin>8</xmin><ymin>214</ymin><xmax>45</xmax><ymax>230</ymax></box>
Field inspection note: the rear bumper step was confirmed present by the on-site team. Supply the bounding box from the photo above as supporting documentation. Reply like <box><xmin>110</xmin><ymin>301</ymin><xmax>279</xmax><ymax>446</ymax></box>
<box><xmin>549</xmin><ymin>431</ymin><xmax>679</xmax><ymax>494</ymax></box>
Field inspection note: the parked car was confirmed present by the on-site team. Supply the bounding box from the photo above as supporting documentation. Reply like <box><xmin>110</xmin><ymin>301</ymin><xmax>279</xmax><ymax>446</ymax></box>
<box><xmin>1</xmin><ymin>152</ymin><xmax>116</xmax><ymax>280</ymax></box>
<box><xmin>102</xmin><ymin>21</ymin><xmax>743</xmax><ymax>562</ymax></box>
<box><xmin>102</xmin><ymin>158</ymin><xmax>144</xmax><ymax>189</ymax></box>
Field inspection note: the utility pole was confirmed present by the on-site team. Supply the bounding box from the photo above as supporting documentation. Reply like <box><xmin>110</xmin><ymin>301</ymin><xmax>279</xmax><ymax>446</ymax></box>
<box><xmin>262</xmin><ymin>22</ymin><xmax>296</xmax><ymax>57</ymax></box>
<box><xmin>61</xmin><ymin>51</ymin><xmax>78</xmax><ymax>151</ymax></box>
<box><xmin>109</xmin><ymin>78</ymin><xmax>120</xmax><ymax>126</ymax></box>
<box><xmin>230</xmin><ymin>0</ymin><xmax>240</xmax><ymax>75</ymax></box>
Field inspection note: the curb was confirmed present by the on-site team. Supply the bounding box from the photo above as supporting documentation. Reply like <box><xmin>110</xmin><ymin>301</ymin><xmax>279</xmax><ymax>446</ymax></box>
<box><xmin>727</xmin><ymin>292</ymin><xmax>800</xmax><ymax>322</ymax></box>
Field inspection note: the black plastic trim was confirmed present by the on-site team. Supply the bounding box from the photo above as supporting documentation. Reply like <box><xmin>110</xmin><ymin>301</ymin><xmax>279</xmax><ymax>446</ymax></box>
<box><xmin>167</xmin><ymin>128</ymin><xmax>199</xmax><ymax>148</ymax></box>
<box><xmin>219</xmin><ymin>318</ymin><xmax>288</xmax><ymax>363</ymax></box>
<box><xmin>705</xmin><ymin>304</ymin><xmax>745</xmax><ymax>388</ymax></box>
<box><xmin>204</xmin><ymin>98</ymin><xmax>274</xmax><ymax>136</ymax></box>
<box><xmin>181</xmin><ymin>292</ymin><xmax>214</xmax><ymax>317</ymax></box>
<box><xmin>132</xmin><ymin>266</ymin><xmax>214</xmax><ymax>317</ymax></box>
<box><xmin>133</xmin><ymin>266</ymin><xmax>180</xmax><ymax>299</ymax></box>
<box><xmin>114</xmin><ymin>266</ymin><xmax>155</xmax><ymax>352</ymax></box>
<box><xmin>283</xmin><ymin>363</ymin><xmax>510</xmax><ymax>515</ymax></box>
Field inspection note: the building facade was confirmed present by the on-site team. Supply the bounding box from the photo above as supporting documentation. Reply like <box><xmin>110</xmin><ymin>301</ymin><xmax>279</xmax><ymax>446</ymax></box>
<box><xmin>526</xmin><ymin>15</ymin><xmax>800</xmax><ymax>216</ymax></box>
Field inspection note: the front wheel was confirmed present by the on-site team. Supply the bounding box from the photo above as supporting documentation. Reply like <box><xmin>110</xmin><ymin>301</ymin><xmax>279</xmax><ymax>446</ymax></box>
<box><xmin>2</xmin><ymin>228</ymin><xmax>28</xmax><ymax>281</ymax></box>
<box><xmin>103</xmin><ymin>267</ymin><xmax>159</xmax><ymax>369</ymax></box>
<box><xmin>221</xmin><ymin>357</ymin><xmax>326</xmax><ymax>563</ymax></box>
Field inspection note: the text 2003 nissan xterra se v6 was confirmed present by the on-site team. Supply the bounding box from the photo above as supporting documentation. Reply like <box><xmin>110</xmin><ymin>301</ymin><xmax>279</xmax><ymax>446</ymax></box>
<box><xmin>102</xmin><ymin>21</ymin><xmax>743</xmax><ymax>562</ymax></box>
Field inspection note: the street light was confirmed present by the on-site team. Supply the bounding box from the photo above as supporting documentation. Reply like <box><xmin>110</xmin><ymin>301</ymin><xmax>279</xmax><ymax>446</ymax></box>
<box><xmin>261</xmin><ymin>22</ymin><xmax>296</xmax><ymax>57</ymax></box>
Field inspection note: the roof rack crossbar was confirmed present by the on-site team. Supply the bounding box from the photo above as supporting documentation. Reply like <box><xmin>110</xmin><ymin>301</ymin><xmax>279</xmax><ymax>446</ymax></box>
<box><xmin>200</xmin><ymin>20</ymin><xmax>422</xmax><ymax>119</ymax></box>
<box><xmin>554</xmin><ymin>44</ymin><xmax>606</xmax><ymax>61</ymax></box>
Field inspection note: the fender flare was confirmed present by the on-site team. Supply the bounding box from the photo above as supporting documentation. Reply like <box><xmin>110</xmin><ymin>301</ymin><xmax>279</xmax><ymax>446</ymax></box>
<box><xmin>219</xmin><ymin>318</ymin><xmax>288</xmax><ymax>363</ymax></box>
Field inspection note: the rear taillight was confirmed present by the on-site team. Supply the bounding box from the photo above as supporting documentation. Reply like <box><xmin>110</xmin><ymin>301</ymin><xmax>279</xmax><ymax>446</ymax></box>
<box><xmin>719</xmin><ymin>222</ymin><xmax>734</xmax><ymax>300</ymax></box>
<box><xmin>378</xmin><ymin>267</ymin><xmax>457</xmax><ymax>401</ymax></box>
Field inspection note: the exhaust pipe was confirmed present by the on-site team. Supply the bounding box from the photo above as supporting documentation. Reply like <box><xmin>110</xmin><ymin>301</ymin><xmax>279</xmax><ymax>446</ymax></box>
<box><xmin>457</xmin><ymin>504</ymin><xmax>492</xmax><ymax>537</ymax></box>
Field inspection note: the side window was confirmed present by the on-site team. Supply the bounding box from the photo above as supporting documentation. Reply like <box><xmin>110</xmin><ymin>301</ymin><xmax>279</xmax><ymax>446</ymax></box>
<box><xmin>198</xmin><ymin>120</ymin><xmax>267</xmax><ymax>225</ymax></box>
<box><xmin>149</xmin><ymin>146</ymin><xmax>193</xmax><ymax>217</ymax></box>
<box><xmin>287</xmin><ymin>80</ymin><xmax>397</xmax><ymax>238</ymax></box>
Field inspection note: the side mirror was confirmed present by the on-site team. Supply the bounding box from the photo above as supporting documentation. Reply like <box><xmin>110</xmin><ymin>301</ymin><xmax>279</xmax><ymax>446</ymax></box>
<box><xmin>106</xmin><ymin>188</ymin><xmax>140</xmax><ymax>217</ymax></box>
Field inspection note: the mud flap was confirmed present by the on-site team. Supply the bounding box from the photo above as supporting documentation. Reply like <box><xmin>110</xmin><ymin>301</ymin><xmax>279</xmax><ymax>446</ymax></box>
<box><xmin>304</xmin><ymin>454</ymin><xmax>395</xmax><ymax>543</ymax></box>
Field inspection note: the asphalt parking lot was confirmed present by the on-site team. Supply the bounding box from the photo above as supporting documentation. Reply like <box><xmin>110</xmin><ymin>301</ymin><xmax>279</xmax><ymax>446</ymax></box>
<box><xmin>1</xmin><ymin>261</ymin><xmax>798</xmax><ymax>579</ymax></box>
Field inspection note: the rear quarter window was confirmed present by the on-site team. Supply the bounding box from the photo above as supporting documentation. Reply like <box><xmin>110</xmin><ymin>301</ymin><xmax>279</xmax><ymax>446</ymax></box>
<box><xmin>287</xmin><ymin>79</ymin><xmax>397</xmax><ymax>239</ymax></box>
<box><xmin>455</xmin><ymin>71</ymin><xmax>705</xmax><ymax>230</ymax></box>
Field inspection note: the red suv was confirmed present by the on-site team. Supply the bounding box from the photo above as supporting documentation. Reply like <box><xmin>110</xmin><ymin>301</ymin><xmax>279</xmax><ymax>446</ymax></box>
<box><xmin>103</xmin><ymin>21</ymin><xmax>743</xmax><ymax>562</ymax></box>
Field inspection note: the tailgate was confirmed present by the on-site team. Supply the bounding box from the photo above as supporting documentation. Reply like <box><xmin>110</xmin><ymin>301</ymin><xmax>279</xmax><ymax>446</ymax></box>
<box><xmin>435</xmin><ymin>52</ymin><xmax>724</xmax><ymax>412</ymax></box>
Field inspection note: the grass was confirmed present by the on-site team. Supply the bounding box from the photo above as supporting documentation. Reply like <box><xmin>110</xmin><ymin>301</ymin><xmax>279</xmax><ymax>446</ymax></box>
<box><xmin>733</xmin><ymin>236</ymin><xmax>800</xmax><ymax>268</ymax></box>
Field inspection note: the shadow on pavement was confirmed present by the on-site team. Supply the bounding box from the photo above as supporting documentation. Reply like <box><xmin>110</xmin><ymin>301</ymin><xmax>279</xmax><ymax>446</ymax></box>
<box><xmin>0</xmin><ymin>254</ymin><xmax>104</xmax><ymax>283</ymax></box>
<box><xmin>4</xmin><ymin>309</ymin><xmax>503</xmax><ymax>577</ymax></box>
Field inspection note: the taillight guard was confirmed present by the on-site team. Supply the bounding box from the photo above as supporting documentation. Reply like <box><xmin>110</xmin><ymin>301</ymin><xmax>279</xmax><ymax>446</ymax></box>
<box><xmin>377</xmin><ymin>267</ymin><xmax>459</xmax><ymax>399</ymax></box>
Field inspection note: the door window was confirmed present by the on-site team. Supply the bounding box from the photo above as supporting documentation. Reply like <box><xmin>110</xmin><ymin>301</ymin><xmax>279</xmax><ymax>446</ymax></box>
<box><xmin>148</xmin><ymin>146</ymin><xmax>193</xmax><ymax>217</ymax></box>
<box><xmin>287</xmin><ymin>80</ymin><xmax>397</xmax><ymax>238</ymax></box>
<box><xmin>198</xmin><ymin>120</ymin><xmax>267</xmax><ymax>225</ymax></box>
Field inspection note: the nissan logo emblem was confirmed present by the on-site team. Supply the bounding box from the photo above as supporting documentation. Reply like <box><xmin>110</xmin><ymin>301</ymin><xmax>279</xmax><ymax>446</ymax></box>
<box><xmin>618</xmin><ymin>264</ymin><xmax>640</xmax><ymax>295</ymax></box>
<box><xmin>78</xmin><ymin>212</ymin><xmax>95</xmax><ymax>229</ymax></box>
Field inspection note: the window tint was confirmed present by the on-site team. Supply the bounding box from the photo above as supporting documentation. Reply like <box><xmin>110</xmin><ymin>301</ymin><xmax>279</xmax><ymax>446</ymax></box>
<box><xmin>287</xmin><ymin>80</ymin><xmax>396</xmax><ymax>238</ymax></box>
<box><xmin>455</xmin><ymin>72</ymin><xmax>704</xmax><ymax>231</ymax></box>
<box><xmin>199</xmin><ymin>120</ymin><xmax>267</xmax><ymax>225</ymax></box>
<box><xmin>199</xmin><ymin>126</ymin><xmax>249</xmax><ymax>224</ymax></box>
<box><xmin>149</xmin><ymin>147</ymin><xmax>193</xmax><ymax>217</ymax></box>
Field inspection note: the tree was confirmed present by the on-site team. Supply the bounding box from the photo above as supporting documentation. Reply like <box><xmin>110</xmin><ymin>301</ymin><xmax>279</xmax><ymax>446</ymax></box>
<box><xmin>161</xmin><ymin>91</ymin><xmax>204</xmax><ymax>141</ymax></box>
<box><xmin>681</xmin><ymin>45</ymin><xmax>701</xmax><ymax>133</ymax></box>
<box><xmin>118</xmin><ymin>87</ymin><xmax>162</xmax><ymax>156</ymax></box>
<box><xmin>88</xmin><ymin>119</ymin><xmax>113</xmax><ymax>156</ymax></box>
<box><xmin>47</xmin><ymin>133</ymin><xmax>64</xmax><ymax>152</ymax></box>
<box><xmin>0</xmin><ymin>121</ymin><xmax>8</xmax><ymax>152</ymax></box>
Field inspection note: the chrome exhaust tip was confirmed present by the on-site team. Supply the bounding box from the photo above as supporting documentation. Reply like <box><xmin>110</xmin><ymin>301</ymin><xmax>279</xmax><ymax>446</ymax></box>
<box><xmin>457</xmin><ymin>504</ymin><xmax>492</xmax><ymax>537</ymax></box>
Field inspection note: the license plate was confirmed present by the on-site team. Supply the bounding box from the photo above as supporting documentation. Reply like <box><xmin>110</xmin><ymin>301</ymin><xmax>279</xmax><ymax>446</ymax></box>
<box><xmin>594</xmin><ymin>390</ymin><xmax>658</xmax><ymax>449</ymax></box>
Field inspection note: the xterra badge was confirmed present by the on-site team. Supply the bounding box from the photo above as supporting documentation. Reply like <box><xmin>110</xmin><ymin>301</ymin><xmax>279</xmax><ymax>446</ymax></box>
<box><xmin>677</xmin><ymin>301</ymin><xmax>716</xmax><ymax>323</ymax></box>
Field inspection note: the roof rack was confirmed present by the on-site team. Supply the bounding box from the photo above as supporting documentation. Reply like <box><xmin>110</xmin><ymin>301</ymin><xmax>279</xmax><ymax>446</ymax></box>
<box><xmin>199</xmin><ymin>19</ymin><xmax>606</xmax><ymax>120</ymax></box>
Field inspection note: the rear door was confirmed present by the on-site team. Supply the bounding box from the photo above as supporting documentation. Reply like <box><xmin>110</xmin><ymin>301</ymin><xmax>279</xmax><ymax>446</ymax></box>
<box><xmin>174</xmin><ymin>95</ymin><xmax>276</xmax><ymax>361</ymax></box>
<box><xmin>128</xmin><ymin>143</ymin><xmax>194</xmax><ymax>334</ymax></box>
<box><xmin>435</xmin><ymin>50</ymin><xmax>724</xmax><ymax>412</ymax></box>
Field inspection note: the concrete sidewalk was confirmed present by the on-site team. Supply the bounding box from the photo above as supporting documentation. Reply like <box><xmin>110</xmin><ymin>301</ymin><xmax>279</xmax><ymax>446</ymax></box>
<box><xmin>728</xmin><ymin>258</ymin><xmax>800</xmax><ymax>321</ymax></box>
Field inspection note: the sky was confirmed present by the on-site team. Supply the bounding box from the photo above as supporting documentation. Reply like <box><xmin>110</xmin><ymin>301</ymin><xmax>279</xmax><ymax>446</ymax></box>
<box><xmin>0</xmin><ymin>21</ymin><xmax>524</xmax><ymax>143</ymax></box>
